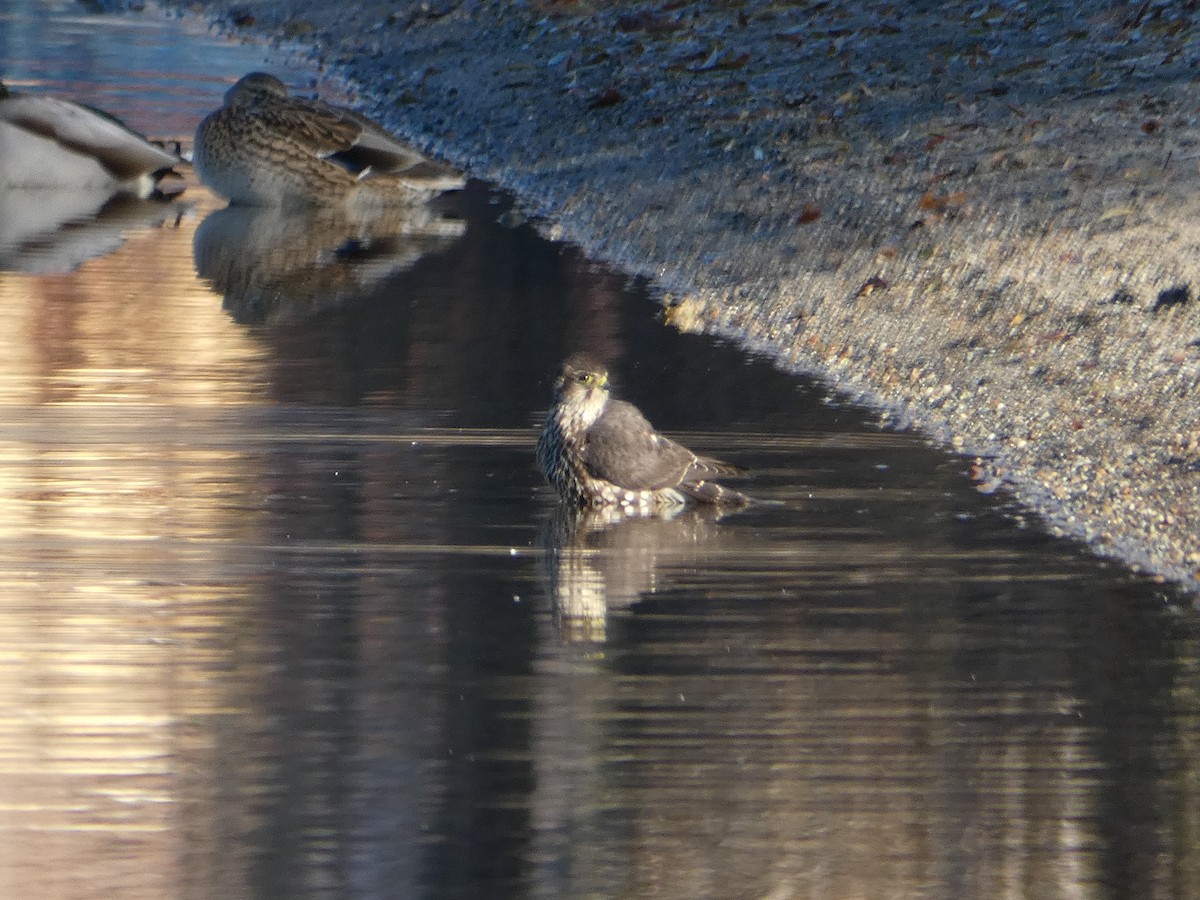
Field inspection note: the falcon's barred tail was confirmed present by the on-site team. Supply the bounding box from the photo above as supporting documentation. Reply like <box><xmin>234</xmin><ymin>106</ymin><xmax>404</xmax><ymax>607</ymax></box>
<box><xmin>679</xmin><ymin>480</ymin><xmax>753</xmax><ymax>507</ymax></box>
<box><xmin>693</xmin><ymin>457</ymin><xmax>747</xmax><ymax>479</ymax></box>
<box><xmin>684</xmin><ymin>454</ymin><xmax>747</xmax><ymax>482</ymax></box>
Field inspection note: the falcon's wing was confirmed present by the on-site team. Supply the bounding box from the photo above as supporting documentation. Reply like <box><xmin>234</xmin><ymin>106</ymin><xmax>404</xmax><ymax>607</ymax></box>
<box><xmin>583</xmin><ymin>400</ymin><xmax>698</xmax><ymax>491</ymax></box>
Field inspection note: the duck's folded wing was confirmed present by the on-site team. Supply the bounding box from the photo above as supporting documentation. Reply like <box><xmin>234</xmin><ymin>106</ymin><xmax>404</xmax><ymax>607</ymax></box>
<box><xmin>266</xmin><ymin>99</ymin><xmax>364</xmax><ymax>161</ymax></box>
<box><xmin>310</xmin><ymin>98</ymin><xmax>464</xmax><ymax>184</ymax></box>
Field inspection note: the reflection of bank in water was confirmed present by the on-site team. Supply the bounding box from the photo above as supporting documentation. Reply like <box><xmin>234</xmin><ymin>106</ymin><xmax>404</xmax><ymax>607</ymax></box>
<box><xmin>539</xmin><ymin>502</ymin><xmax>737</xmax><ymax>644</ymax></box>
<box><xmin>0</xmin><ymin>189</ymin><xmax>188</xmax><ymax>273</ymax></box>
<box><xmin>193</xmin><ymin>202</ymin><xmax>465</xmax><ymax>324</ymax></box>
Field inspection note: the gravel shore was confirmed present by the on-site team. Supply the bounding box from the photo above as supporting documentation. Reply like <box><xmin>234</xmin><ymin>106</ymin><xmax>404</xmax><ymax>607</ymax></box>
<box><xmin>120</xmin><ymin>0</ymin><xmax>1200</xmax><ymax>594</ymax></box>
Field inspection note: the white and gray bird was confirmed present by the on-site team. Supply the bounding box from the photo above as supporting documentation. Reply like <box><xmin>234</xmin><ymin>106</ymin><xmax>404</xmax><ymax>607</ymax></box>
<box><xmin>537</xmin><ymin>353</ymin><xmax>751</xmax><ymax>509</ymax></box>
<box><xmin>0</xmin><ymin>79</ymin><xmax>182</xmax><ymax>196</ymax></box>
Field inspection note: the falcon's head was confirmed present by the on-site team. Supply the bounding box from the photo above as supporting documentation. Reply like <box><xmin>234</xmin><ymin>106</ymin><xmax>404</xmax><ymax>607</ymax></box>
<box><xmin>553</xmin><ymin>353</ymin><xmax>611</xmax><ymax>424</ymax></box>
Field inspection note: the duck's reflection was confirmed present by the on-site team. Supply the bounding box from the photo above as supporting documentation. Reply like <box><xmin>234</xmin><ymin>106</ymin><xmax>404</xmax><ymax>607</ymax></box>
<box><xmin>193</xmin><ymin>201</ymin><xmax>466</xmax><ymax>324</ymax></box>
<box><xmin>539</xmin><ymin>502</ymin><xmax>731</xmax><ymax>643</ymax></box>
<box><xmin>0</xmin><ymin>188</ymin><xmax>187</xmax><ymax>273</ymax></box>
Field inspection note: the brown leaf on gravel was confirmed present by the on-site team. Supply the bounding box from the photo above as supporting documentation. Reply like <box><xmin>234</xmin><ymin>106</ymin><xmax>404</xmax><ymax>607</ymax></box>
<box><xmin>616</xmin><ymin>11</ymin><xmax>682</xmax><ymax>33</ymax></box>
<box><xmin>918</xmin><ymin>191</ymin><xmax>941</xmax><ymax>211</ymax></box>
<box><xmin>856</xmin><ymin>275</ymin><xmax>889</xmax><ymax>298</ymax></box>
<box><xmin>969</xmin><ymin>461</ymin><xmax>1006</xmax><ymax>494</ymax></box>
<box><xmin>923</xmin><ymin>133</ymin><xmax>947</xmax><ymax>151</ymax></box>
<box><xmin>588</xmin><ymin>87</ymin><xmax>626</xmax><ymax>108</ymax></box>
<box><xmin>919</xmin><ymin>190</ymin><xmax>968</xmax><ymax>211</ymax></box>
<box><xmin>794</xmin><ymin>203</ymin><xmax>821</xmax><ymax>224</ymax></box>
<box><xmin>664</xmin><ymin>50</ymin><xmax>709</xmax><ymax>71</ymax></box>
<box><xmin>1039</xmin><ymin>330</ymin><xmax>1071</xmax><ymax>343</ymax></box>
<box><xmin>773</xmin><ymin>30</ymin><xmax>806</xmax><ymax>46</ymax></box>
<box><xmin>529</xmin><ymin>0</ymin><xmax>589</xmax><ymax>13</ymax></box>
<box><xmin>689</xmin><ymin>49</ymin><xmax>750</xmax><ymax>72</ymax></box>
<box><xmin>1000</xmin><ymin>57</ymin><xmax>1048</xmax><ymax>76</ymax></box>
<box><xmin>281</xmin><ymin>18</ymin><xmax>314</xmax><ymax>38</ymax></box>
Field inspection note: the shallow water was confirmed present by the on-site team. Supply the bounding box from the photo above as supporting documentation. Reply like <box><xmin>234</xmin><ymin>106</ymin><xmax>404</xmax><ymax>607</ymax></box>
<box><xmin>1</xmin><ymin>2</ymin><xmax>1199</xmax><ymax>898</ymax></box>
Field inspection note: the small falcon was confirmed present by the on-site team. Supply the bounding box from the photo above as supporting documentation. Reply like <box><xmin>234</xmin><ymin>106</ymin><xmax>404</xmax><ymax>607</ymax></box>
<box><xmin>537</xmin><ymin>353</ymin><xmax>750</xmax><ymax>509</ymax></box>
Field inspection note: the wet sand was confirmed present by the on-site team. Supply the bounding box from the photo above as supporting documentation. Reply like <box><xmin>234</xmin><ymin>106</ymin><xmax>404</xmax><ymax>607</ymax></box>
<box><xmin>122</xmin><ymin>0</ymin><xmax>1200</xmax><ymax>594</ymax></box>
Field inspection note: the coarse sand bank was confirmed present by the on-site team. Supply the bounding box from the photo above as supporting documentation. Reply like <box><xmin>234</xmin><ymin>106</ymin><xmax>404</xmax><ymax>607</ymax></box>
<box><xmin>113</xmin><ymin>0</ymin><xmax>1200</xmax><ymax>595</ymax></box>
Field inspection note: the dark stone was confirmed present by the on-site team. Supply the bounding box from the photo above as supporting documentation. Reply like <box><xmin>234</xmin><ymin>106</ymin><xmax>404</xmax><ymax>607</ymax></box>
<box><xmin>1153</xmin><ymin>285</ymin><xmax>1190</xmax><ymax>312</ymax></box>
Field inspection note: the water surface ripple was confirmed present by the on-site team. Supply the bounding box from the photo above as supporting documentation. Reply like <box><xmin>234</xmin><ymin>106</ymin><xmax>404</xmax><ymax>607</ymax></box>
<box><xmin>0</xmin><ymin>2</ymin><xmax>1197</xmax><ymax>899</ymax></box>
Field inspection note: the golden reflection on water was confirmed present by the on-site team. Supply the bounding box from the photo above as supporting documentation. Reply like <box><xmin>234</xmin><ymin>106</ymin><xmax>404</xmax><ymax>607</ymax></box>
<box><xmin>0</xmin><ymin>192</ymin><xmax>265</xmax><ymax>404</ymax></box>
<box><xmin>0</xmin><ymin>186</ymin><xmax>268</xmax><ymax>898</ymax></box>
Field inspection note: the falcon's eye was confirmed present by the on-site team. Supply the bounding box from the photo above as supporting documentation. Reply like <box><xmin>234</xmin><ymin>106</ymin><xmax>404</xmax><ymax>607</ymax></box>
<box><xmin>578</xmin><ymin>373</ymin><xmax>593</xmax><ymax>385</ymax></box>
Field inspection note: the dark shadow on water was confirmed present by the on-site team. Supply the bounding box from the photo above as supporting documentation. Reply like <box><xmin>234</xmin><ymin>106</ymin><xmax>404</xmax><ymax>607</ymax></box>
<box><xmin>182</xmin><ymin>183</ymin><xmax>1200</xmax><ymax>898</ymax></box>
